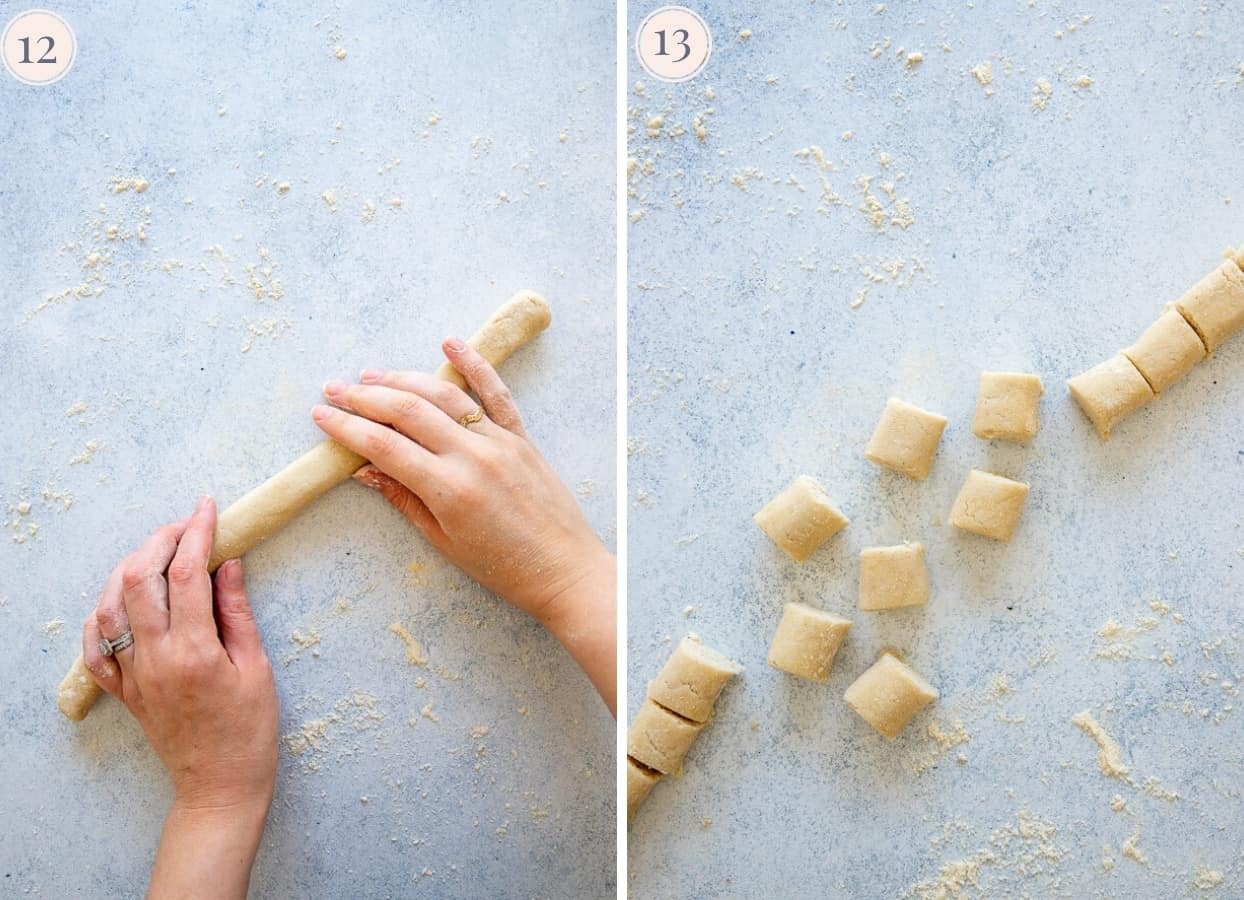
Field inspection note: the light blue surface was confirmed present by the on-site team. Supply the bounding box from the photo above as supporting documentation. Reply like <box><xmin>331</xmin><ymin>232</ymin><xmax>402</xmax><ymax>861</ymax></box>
<box><xmin>627</xmin><ymin>2</ymin><xmax>1242</xmax><ymax>897</ymax></box>
<box><xmin>0</xmin><ymin>2</ymin><xmax>615</xmax><ymax>897</ymax></box>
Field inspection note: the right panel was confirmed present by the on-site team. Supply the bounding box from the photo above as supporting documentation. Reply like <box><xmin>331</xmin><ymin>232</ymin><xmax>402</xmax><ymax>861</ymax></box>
<box><xmin>626</xmin><ymin>2</ymin><xmax>1244</xmax><ymax>897</ymax></box>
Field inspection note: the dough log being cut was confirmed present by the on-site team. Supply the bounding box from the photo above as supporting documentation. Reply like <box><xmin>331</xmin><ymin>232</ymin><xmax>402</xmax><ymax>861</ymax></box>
<box><xmin>56</xmin><ymin>290</ymin><xmax>551</xmax><ymax>722</ymax></box>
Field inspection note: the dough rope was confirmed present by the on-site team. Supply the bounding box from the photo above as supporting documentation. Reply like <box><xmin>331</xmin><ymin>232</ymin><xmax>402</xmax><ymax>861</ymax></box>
<box><xmin>56</xmin><ymin>290</ymin><xmax>551</xmax><ymax>722</ymax></box>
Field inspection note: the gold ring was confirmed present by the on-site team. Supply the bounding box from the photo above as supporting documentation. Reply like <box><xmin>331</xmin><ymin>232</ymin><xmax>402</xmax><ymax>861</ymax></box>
<box><xmin>458</xmin><ymin>406</ymin><xmax>485</xmax><ymax>427</ymax></box>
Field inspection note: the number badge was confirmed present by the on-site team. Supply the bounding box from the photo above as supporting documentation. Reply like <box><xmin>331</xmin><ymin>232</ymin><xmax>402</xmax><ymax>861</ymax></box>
<box><xmin>635</xmin><ymin>6</ymin><xmax>712</xmax><ymax>83</ymax></box>
<box><xmin>3</xmin><ymin>9</ymin><xmax>77</xmax><ymax>86</ymax></box>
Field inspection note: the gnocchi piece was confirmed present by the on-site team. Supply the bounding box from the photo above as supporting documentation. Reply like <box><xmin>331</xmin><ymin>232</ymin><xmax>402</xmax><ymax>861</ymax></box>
<box><xmin>843</xmin><ymin>651</ymin><xmax>939</xmax><ymax>739</ymax></box>
<box><xmin>864</xmin><ymin>398</ymin><xmax>948</xmax><ymax>480</ymax></box>
<box><xmin>972</xmin><ymin>371</ymin><xmax>1043</xmax><ymax>442</ymax></box>
<box><xmin>948</xmin><ymin>469</ymin><xmax>1030</xmax><ymax>542</ymax></box>
<box><xmin>1174</xmin><ymin>258</ymin><xmax>1244</xmax><ymax>353</ymax></box>
<box><xmin>767</xmin><ymin>603</ymin><xmax>852</xmax><ymax>682</ymax></box>
<box><xmin>754</xmin><ymin>475</ymin><xmax>849</xmax><ymax>562</ymax></box>
<box><xmin>626</xmin><ymin>757</ymin><xmax>662</xmax><ymax>822</ymax></box>
<box><xmin>1123</xmin><ymin>309</ymin><xmax>1206</xmax><ymax>394</ymax></box>
<box><xmin>1066</xmin><ymin>354</ymin><xmax>1154</xmax><ymax>439</ymax></box>
<box><xmin>858</xmin><ymin>543</ymin><xmax>929</xmax><ymax>610</ymax></box>
<box><xmin>627</xmin><ymin>699</ymin><xmax>705</xmax><ymax>775</ymax></box>
<box><xmin>647</xmin><ymin>636</ymin><xmax>742</xmax><ymax>723</ymax></box>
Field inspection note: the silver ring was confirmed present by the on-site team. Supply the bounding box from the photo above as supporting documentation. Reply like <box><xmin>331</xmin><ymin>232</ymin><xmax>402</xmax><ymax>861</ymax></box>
<box><xmin>99</xmin><ymin>631</ymin><xmax>134</xmax><ymax>657</ymax></box>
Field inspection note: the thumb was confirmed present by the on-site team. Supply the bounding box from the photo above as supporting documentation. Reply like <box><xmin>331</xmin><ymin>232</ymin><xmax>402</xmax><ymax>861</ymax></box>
<box><xmin>353</xmin><ymin>464</ymin><xmax>446</xmax><ymax>545</ymax></box>
<box><xmin>213</xmin><ymin>559</ymin><xmax>263</xmax><ymax>665</ymax></box>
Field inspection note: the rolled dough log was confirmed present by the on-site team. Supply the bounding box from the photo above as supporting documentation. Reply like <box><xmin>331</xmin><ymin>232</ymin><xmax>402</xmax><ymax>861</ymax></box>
<box><xmin>57</xmin><ymin>290</ymin><xmax>551</xmax><ymax>722</ymax></box>
<box><xmin>434</xmin><ymin>290</ymin><xmax>553</xmax><ymax>391</ymax></box>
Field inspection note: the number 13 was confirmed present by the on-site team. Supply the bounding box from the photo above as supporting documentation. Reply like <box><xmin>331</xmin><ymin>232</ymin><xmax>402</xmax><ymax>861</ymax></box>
<box><xmin>654</xmin><ymin>28</ymin><xmax>690</xmax><ymax>63</ymax></box>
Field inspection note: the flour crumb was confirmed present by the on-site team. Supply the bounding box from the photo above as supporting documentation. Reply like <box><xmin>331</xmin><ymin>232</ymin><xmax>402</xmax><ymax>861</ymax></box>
<box><xmin>1072</xmin><ymin>710</ymin><xmax>1130</xmax><ymax>782</ymax></box>
<box><xmin>971</xmin><ymin>61</ymin><xmax>994</xmax><ymax>87</ymax></box>
<box><xmin>389</xmin><ymin>622</ymin><xmax>428</xmax><ymax>667</ymax></box>
<box><xmin>1075</xmin><ymin>74</ymin><xmax>1093</xmax><ymax>88</ymax></box>
<box><xmin>1193</xmin><ymin>867</ymin><xmax>1224</xmax><ymax>889</ymax></box>
<box><xmin>65</xmin><ymin>401</ymin><xmax>87</xmax><ymax>417</ymax></box>
<box><xmin>43</xmin><ymin>618</ymin><xmax>65</xmax><ymax>637</ymax></box>
<box><xmin>1121</xmin><ymin>830</ymin><xmax>1147</xmax><ymax>865</ymax></box>
<box><xmin>276</xmin><ymin>182</ymin><xmax>291</xmax><ymax>194</ymax></box>
<box><xmin>321</xmin><ymin>189</ymin><xmax>339</xmax><ymax>210</ymax></box>
<box><xmin>69</xmin><ymin>440</ymin><xmax>101</xmax><ymax>465</ymax></box>
<box><xmin>333</xmin><ymin>47</ymin><xmax>347</xmax><ymax>60</ymax></box>
<box><xmin>421</xmin><ymin>702</ymin><xmax>439</xmax><ymax>723</ymax></box>
<box><xmin>738</xmin><ymin>29</ymin><xmax>752</xmax><ymax>40</ymax></box>
<box><xmin>1031</xmin><ymin>78</ymin><xmax>1053</xmax><ymax>110</ymax></box>
<box><xmin>906</xmin><ymin>51</ymin><xmax>923</xmax><ymax>67</ymax></box>
<box><xmin>1110</xmin><ymin>794</ymin><xmax>1126</xmax><ymax>812</ymax></box>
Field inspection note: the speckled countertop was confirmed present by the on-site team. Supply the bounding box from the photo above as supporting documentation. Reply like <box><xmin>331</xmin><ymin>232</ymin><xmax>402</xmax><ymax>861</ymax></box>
<box><xmin>627</xmin><ymin>2</ymin><xmax>1242</xmax><ymax>897</ymax></box>
<box><xmin>0</xmin><ymin>2</ymin><xmax>615</xmax><ymax>897</ymax></box>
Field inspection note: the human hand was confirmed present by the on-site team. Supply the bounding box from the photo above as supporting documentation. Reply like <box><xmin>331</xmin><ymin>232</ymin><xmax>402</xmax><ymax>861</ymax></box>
<box><xmin>82</xmin><ymin>498</ymin><xmax>278</xmax><ymax>897</ymax></box>
<box><xmin>312</xmin><ymin>338</ymin><xmax>616</xmax><ymax>713</ymax></box>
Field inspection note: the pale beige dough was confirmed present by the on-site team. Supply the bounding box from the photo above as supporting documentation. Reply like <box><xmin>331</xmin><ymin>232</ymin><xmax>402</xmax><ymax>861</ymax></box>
<box><xmin>767</xmin><ymin>602</ymin><xmax>852</xmax><ymax>681</ymax></box>
<box><xmin>434</xmin><ymin>290</ymin><xmax>552</xmax><ymax>390</ymax></box>
<box><xmin>647</xmin><ymin>635</ymin><xmax>741</xmax><ymax>723</ymax></box>
<box><xmin>1123</xmin><ymin>309</ymin><xmax>1206</xmax><ymax>393</ymax></box>
<box><xmin>753</xmin><ymin>475</ymin><xmax>849</xmax><ymax>563</ymax></box>
<box><xmin>864</xmin><ymin>398</ymin><xmax>947</xmax><ymax>480</ymax></box>
<box><xmin>627</xmin><ymin>757</ymin><xmax>662</xmax><ymax>822</ymax></box>
<box><xmin>627</xmin><ymin>699</ymin><xmax>705</xmax><ymax>775</ymax></box>
<box><xmin>1066</xmin><ymin>354</ymin><xmax>1154</xmax><ymax>439</ymax></box>
<box><xmin>843</xmin><ymin>651</ymin><xmax>938</xmax><ymax>739</ymax></box>
<box><xmin>859</xmin><ymin>543</ymin><xmax>928</xmax><ymax>610</ymax></box>
<box><xmin>1173</xmin><ymin>258</ymin><xmax>1244</xmax><ymax>353</ymax></box>
<box><xmin>58</xmin><ymin>291</ymin><xmax>551</xmax><ymax>722</ymax></box>
<box><xmin>972</xmin><ymin>372</ymin><xmax>1043</xmax><ymax>442</ymax></box>
<box><xmin>948</xmin><ymin>469</ymin><xmax>1030</xmax><ymax>542</ymax></box>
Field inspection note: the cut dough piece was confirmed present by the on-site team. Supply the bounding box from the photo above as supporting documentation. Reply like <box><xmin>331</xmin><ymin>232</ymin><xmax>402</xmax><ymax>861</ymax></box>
<box><xmin>767</xmin><ymin>603</ymin><xmax>852</xmax><ymax>682</ymax></box>
<box><xmin>627</xmin><ymin>699</ymin><xmax>705</xmax><ymax>775</ymax></box>
<box><xmin>647</xmin><ymin>636</ymin><xmax>741</xmax><ymax>723</ymax></box>
<box><xmin>626</xmin><ymin>757</ymin><xmax>662</xmax><ymax>822</ymax></box>
<box><xmin>754</xmin><ymin>475</ymin><xmax>849</xmax><ymax>562</ymax></box>
<box><xmin>1066</xmin><ymin>354</ymin><xmax>1154</xmax><ymax>439</ymax></box>
<box><xmin>859</xmin><ymin>543</ymin><xmax>929</xmax><ymax>610</ymax></box>
<box><xmin>948</xmin><ymin>469</ymin><xmax>1030</xmax><ymax>542</ymax></box>
<box><xmin>1173</xmin><ymin>259</ymin><xmax>1244</xmax><ymax>353</ymax></box>
<box><xmin>1124</xmin><ymin>310</ymin><xmax>1206</xmax><ymax>393</ymax></box>
<box><xmin>972</xmin><ymin>372</ymin><xmax>1043</xmax><ymax>442</ymax></box>
<box><xmin>864</xmin><ymin>398</ymin><xmax>948</xmax><ymax>480</ymax></box>
<box><xmin>843</xmin><ymin>651</ymin><xmax>938</xmax><ymax>739</ymax></box>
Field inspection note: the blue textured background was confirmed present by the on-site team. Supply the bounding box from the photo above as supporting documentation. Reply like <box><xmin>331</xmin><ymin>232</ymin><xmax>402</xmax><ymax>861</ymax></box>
<box><xmin>627</xmin><ymin>2</ymin><xmax>1242</xmax><ymax>897</ymax></box>
<box><xmin>0</xmin><ymin>2</ymin><xmax>615</xmax><ymax>896</ymax></box>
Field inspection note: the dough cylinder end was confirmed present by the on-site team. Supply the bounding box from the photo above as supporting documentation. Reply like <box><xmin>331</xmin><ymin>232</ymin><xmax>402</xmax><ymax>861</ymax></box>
<box><xmin>433</xmin><ymin>290</ymin><xmax>552</xmax><ymax>391</ymax></box>
<box><xmin>56</xmin><ymin>654</ymin><xmax>104</xmax><ymax>722</ymax></box>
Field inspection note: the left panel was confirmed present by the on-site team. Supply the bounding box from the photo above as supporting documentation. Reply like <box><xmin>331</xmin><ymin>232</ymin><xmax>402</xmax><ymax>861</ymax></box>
<box><xmin>1</xmin><ymin>3</ymin><xmax>616</xmax><ymax>897</ymax></box>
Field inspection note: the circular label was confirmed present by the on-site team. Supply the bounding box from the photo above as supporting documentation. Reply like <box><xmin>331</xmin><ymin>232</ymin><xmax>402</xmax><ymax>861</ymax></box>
<box><xmin>634</xmin><ymin>6</ymin><xmax>712</xmax><ymax>83</ymax></box>
<box><xmin>2</xmin><ymin>10</ymin><xmax>76</xmax><ymax>86</ymax></box>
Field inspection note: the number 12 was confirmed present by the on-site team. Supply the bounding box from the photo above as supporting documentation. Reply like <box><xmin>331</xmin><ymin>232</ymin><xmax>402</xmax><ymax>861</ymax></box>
<box><xmin>18</xmin><ymin>36</ymin><xmax>57</xmax><ymax>64</ymax></box>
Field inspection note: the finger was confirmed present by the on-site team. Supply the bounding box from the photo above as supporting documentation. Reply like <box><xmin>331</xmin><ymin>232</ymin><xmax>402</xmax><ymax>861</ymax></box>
<box><xmin>82</xmin><ymin>608</ymin><xmax>123</xmax><ymax>700</ymax></box>
<box><xmin>212</xmin><ymin>559</ymin><xmax>264</xmax><ymax>667</ymax></box>
<box><xmin>94</xmin><ymin>561</ymin><xmax>138</xmax><ymax>681</ymax></box>
<box><xmin>167</xmin><ymin>496</ymin><xmax>220</xmax><ymax>638</ymax></box>
<box><xmin>358</xmin><ymin>369</ymin><xmax>484</xmax><ymax>426</ymax></box>
<box><xmin>121</xmin><ymin>521</ymin><xmax>187</xmax><ymax>642</ymax></box>
<box><xmin>440</xmin><ymin>337</ymin><xmax>527</xmax><ymax>436</ymax></box>
<box><xmin>323</xmin><ymin>381</ymin><xmax>472</xmax><ymax>453</ymax></box>
<box><xmin>352</xmin><ymin>464</ymin><xmax>447</xmax><ymax>547</ymax></box>
<box><xmin>311</xmin><ymin>403</ymin><xmax>442</xmax><ymax>495</ymax></box>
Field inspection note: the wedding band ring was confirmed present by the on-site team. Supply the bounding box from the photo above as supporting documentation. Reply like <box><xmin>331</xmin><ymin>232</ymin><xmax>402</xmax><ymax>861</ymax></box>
<box><xmin>458</xmin><ymin>406</ymin><xmax>485</xmax><ymax>427</ymax></box>
<box><xmin>99</xmin><ymin>630</ymin><xmax>134</xmax><ymax>657</ymax></box>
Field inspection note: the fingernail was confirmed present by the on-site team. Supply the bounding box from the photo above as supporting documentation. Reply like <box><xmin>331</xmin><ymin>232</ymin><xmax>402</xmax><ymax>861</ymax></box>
<box><xmin>323</xmin><ymin>380</ymin><xmax>347</xmax><ymax>397</ymax></box>
<box><xmin>352</xmin><ymin>466</ymin><xmax>383</xmax><ymax>489</ymax></box>
<box><xmin>222</xmin><ymin>558</ymin><xmax>243</xmax><ymax>586</ymax></box>
<box><xmin>359</xmin><ymin>369</ymin><xmax>384</xmax><ymax>383</ymax></box>
<box><xmin>445</xmin><ymin>337</ymin><xmax>465</xmax><ymax>352</ymax></box>
<box><xmin>197</xmin><ymin>495</ymin><xmax>213</xmax><ymax>511</ymax></box>
<box><xmin>312</xmin><ymin>404</ymin><xmax>334</xmax><ymax>422</ymax></box>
